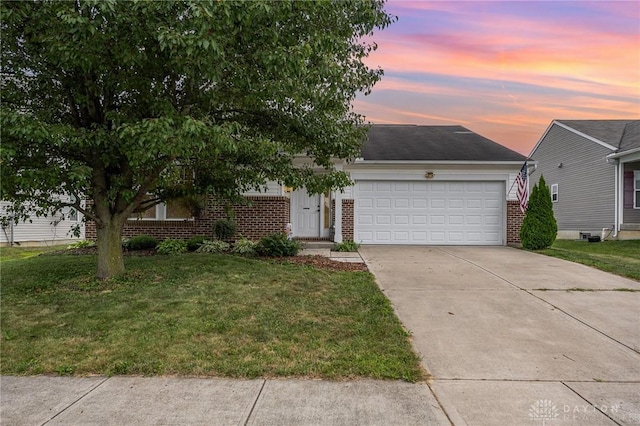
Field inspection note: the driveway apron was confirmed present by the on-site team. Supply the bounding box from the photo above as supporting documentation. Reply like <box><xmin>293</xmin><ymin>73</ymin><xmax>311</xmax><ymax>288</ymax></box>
<box><xmin>360</xmin><ymin>246</ymin><xmax>640</xmax><ymax>426</ymax></box>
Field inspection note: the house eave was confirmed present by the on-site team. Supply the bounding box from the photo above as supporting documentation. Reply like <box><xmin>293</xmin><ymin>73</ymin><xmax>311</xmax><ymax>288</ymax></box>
<box><xmin>606</xmin><ymin>147</ymin><xmax>640</xmax><ymax>160</ymax></box>
<box><xmin>351</xmin><ymin>159</ymin><xmax>528</xmax><ymax>166</ymax></box>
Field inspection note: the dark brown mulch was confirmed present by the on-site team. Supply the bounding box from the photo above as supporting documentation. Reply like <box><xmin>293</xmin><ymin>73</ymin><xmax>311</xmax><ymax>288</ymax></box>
<box><xmin>274</xmin><ymin>255</ymin><xmax>369</xmax><ymax>272</ymax></box>
<box><xmin>44</xmin><ymin>247</ymin><xmax>157</xmax><ymax>256</ymax></box>
<box><xmin>42</xmin><ymin>248</ymin><xmax>368</xmax><ymax>272</ymax></box>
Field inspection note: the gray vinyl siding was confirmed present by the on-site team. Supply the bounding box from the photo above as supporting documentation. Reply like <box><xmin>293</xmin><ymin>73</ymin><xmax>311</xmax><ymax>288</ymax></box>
<box><xmin>623</xmin><ymin>162</ymin><xmax>640</xmax><ymax>224</ymax></box>
<box><xmin>530</xmin><ymin>124</ymin><xmax>616</xmax><ymax>231</ymax></box>
<box><xmin>0</xmin><ymin>200</ymin><xmax>85</xmax><ymax>244</ymax></box>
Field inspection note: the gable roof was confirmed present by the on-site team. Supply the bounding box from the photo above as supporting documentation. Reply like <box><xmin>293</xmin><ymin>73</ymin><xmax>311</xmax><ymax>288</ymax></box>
<box><xmin>618</xmin><ymin>121</ymin><xmax>640</xmax><ymax>153</ymax></box>
<box><xmin>530</xmin><ymin>119</ymin><xmax>640</xmax><ymax>157</ymax></box>
<box><xmin>555</xmin><ymin>120</ymin><xmax>635</xmax><ymax>148</ymax></box>
<box><xmin>361</xmin><ymin>125</ymin><xmax>526</xmax><ymax>162</ymax></box>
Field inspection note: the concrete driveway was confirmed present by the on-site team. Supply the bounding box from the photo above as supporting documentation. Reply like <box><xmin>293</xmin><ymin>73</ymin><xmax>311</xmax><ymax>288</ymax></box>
<box><xmin>360</xmin><ymin>246</ymin><xmax>640</xmax><ymax>426</ymax></box>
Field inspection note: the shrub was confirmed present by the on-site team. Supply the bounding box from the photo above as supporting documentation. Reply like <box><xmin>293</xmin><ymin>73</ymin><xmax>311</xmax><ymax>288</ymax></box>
<box><xmin>256</xmin><ymin>232</ymin><xmax>301</xmax><ymax>257</ymax></box>
<box><xmin>195</xmin><ymin>240</ymin><xmax>230</xmax><ymax>253</ymax></box>
<box><xmin>128</xmin><ymin>235</ymin><xmax>158</xmax><ymax>251</ymax></box>
<box><xmin>214</xmin><ymin>219</ymin><xmax>237</xmax><ymax>241</ymax></box>
<box><xmin>333</xmin><ymin>240</ymin><xmax>360</xmax><ymax>252</ymax></box>
<box><xmin>67</xmin><ymin>240</ymin><xmax>95</xmax><ymax>249</ymax></box>
<box><xmin>232</xmin><ymin>238</ymin><xmax>258</xmax><ymax>256</ymax></box>
<box><xmin>520</xmin><ymin>175</ymin><xmax>558</xmax><ymax>250</ymax></box>
<box><xmin>156</xmin><ymin>239</ymin><xmax>187</xmax><ymax>255</ymax></box>
<box><xmin>186</xmin><ymin>236</ymin><xmax>207</xmax><ymax>252</ymax></box>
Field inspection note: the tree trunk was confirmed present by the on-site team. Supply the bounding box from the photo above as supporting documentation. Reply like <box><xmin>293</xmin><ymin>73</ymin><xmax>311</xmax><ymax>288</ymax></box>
<box><xmin>96</xmin><ymin>218</ymin><xmax>125</xmax><ymax>280</ymax></box>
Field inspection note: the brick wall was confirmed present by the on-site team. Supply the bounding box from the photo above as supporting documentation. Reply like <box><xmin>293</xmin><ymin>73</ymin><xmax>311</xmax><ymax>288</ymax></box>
<box><xmin>85</xmin><ymin>196</ymin><xmax>290</xmax><ymax>241</ymax></box>
<box><xmin>507</xmin><ymin>200</ymin><xmax>524</xmax><ymax>244</ymax></box>
<box><xmin>342</xmin><ymin>199</ymin><xmax>354</xmax><ymax>241</ymax></box>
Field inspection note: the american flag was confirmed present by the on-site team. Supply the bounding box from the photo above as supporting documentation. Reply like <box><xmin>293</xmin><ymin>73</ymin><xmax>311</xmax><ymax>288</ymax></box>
<box><xmin>516</xmin><ymin>163</ymin><xmax>528</xmax><ymax>213</ymax></box>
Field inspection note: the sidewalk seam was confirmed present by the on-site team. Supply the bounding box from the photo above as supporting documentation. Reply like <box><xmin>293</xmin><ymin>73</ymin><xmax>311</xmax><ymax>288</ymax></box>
<box><xmin>562</xmin><ymin>381</ymin><xmax>623</xmax><ymax>426</ymax></box>
<box><xmin>41</xmin><ymin>376</ymin><xmax>109</xmax><ymax>425</ymax></box>
<box><xmin>241</xmin><ymin>379</ymin><xmax>266</xmax><ymax>426</ymax></box>
<box><xmin>426</xmin><ymin>381</ymin><xmax>457</xmax><ymax>426</ymax></box>
<box><xmin>437</xmin><ymin>247</ymin><xmax>640</xmax><ymax>355</ymax></box>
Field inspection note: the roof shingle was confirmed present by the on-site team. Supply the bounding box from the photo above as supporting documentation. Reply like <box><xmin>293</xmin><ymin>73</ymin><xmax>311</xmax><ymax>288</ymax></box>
<box><xmin>361</xmin><ymin>125</ymin><xmax>526</xmax><ymax>162</ymax></box>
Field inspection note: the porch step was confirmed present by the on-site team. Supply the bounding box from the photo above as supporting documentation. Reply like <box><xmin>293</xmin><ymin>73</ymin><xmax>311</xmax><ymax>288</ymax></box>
<box><xmin>297</xmin><ymin>240</ymin><xmax>334</xmax><ymax>249</ymax></box>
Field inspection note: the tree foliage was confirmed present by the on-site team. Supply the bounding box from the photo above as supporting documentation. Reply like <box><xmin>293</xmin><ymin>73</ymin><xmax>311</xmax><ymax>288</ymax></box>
<box><xmin>0</xmin><ymin>0</ymin><xmax>394</xmax><ymax>278</ymax></box>
<box><xmin>520</xmin><ymin>175</ymin><xmax>558</xmax><ymax>250</ymax></box>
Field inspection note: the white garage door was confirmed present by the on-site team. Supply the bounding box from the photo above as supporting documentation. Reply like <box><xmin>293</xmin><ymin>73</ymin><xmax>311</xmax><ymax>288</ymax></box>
<box><xmin>355</xmin><ymin>181</ymin><xmax>504</xmax><ymax>245</ymax></box>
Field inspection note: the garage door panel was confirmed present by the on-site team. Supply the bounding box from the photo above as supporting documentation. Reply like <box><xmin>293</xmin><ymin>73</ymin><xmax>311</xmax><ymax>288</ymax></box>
<box><xmin>430</xmin><ymin>215</ymin><xmax>445</xmax><ymax>225</ymax></box>
<box><xmin>413</xmin><ymin>215</ymin><xmax>427</xmax><ymax>225</ymax></box>
<box><xmin>414</xmin><ymin>199</ymin><xmax>428</xmax><ymax>208</ymax></box>
<box><xmin>355</xmin><ymin>180</ymin><xmax>504</xmax><ymax>245</ymax></box>
<box><xmin>395</xmin><ymin>198</ymin><xmax>410</xmax><ymax>208</ymax></box>
<box><xmin>430</xmin><ymin>199</ymin><xmax>445</xmax><ymax>208</ymax></box>
<box><xmin>449</xmin><ymin>199</ymin><xmax>464</xmax><ymax>209</ymax></box>
<box><xmin>394</xmin><ymin>215</ymin><xmax>409</xmax><ymax>225</ymax></box>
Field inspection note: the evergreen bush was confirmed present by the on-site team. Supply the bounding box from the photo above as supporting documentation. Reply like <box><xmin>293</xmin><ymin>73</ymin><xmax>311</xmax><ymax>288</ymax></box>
<box><xmin>214</xmin><ymin>219</ymin><xmax>237</xmax><ymax>241</ymax></box>
<box><xmin>520</xmin><ymin>175</ymin><xmax>558</xmax><ymax>250</ymax></box>
<box><xmin>128</xmin><ymin>235</ymin><xmax>158</xmax><ymax>251</ymax></box>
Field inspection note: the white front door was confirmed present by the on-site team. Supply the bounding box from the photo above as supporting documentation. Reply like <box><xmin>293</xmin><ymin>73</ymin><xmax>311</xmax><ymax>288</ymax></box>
<box><xmin>292</xmin><ymin>189</ymin><xmax>321</xmax><ymax>238</ymax></box>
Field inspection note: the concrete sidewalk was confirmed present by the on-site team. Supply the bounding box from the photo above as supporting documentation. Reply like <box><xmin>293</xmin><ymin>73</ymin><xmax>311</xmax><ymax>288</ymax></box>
<box><xmin>0</xmin><ymin>376</ymin><xmax>449</xmax><ymax>425</ymax></box>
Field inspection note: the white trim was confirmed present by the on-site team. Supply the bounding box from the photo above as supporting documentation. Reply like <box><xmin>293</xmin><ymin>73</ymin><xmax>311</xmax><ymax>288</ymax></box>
<box><xmin>530</xmin><ymin>121</ymin><xmax>618</xmax><ymax>157</ymax></box>
<box><xmin>334</xmin><ymin>190</ymin><xmax>343</xmax><ymax>243</ymax></box>
<box><xmin>351</xmin><ymin>160</ymin><xmax>526</xmax><ymax>166</ymax></box>
<box><xmin>553</xmin><ymin>121</ymin><xmax>619</xmax><ymax>151</ymax></box>
<box><xmin>350</xmin><ymin>171</ymin><xmax>512</xmax><ymax>182</ymax></box>
<box><xmin>634</xmin><ymin>171</ymin><xmax>640</xmax><ymax>210</ymax></box>
<box><xmin>614</xmin><ymin>163</ymin><xmax>620</xmax><ymax>236</ymax></box>
<box><xmin>128</xmin><ymin>202</ymin><xmax>194</xmax><ymax>221</ymax></box>
<box><xmin>607</xmin><ymin>146</ymin><xmax>640</xmax><ymax>160</ymax></box>
<box><xmin>529</xmin><ymin>121</ymin><xmax>556</xmax><ymax>156</ymax></box>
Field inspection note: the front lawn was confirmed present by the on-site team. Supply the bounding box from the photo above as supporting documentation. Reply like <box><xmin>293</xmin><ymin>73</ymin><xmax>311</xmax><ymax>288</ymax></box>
<box><xmin>0</xmin><ymin>244</ymin><xmax>68</xmax><ymax>262</ymax></box>
<box><xmin>0</xmin><ymin>252</ymin><xmax>423</xmax><ymax>381</ymax></box>
<box><xmin>537</xmin><ymin>240</ymin><xmax>640</xmax><ymax>281</ymax></box>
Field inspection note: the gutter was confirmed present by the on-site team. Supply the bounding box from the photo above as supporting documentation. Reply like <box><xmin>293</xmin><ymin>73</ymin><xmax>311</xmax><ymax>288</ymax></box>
<box><xmin>606</xmin><ymin>146</ymin><xmax>640</xmax><ymax>159</ymax></box>
<box><xmin>351</xmin><ymin>159</ymin><xmax>529</xmax><ymax>166</ymax></box>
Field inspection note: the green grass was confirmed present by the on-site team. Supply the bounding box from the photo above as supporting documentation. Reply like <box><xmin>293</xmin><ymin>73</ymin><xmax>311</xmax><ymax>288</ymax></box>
<box><xmin>537</xmin><ymin>240</ymin><xmax>640</xmax><ymax>281</ymax></box>
<box><xmin>0</xmin><ymin>252</ymin><xmax>423</xmax><ymax>381</ymax></box>
<box><xmin>0</xmin><ymin>244</ymin><xmax>68</xmax><ymax>262</ymax></box>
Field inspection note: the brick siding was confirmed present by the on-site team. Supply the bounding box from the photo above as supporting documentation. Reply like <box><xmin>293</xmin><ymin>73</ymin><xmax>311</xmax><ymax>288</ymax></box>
<box><xmin>507</xmin><ymin>200</ymin><xmax>524</xmax><ymax>244</ymax></box>
<box><xmin>341</xmin><ymin>199</ymin><xmax>354</xmax><ymax>241</ymax></box>
<box><xmin>85</xmin><ymin>196</ymin><xmax>290</xmax><ymax>242</ymax></box>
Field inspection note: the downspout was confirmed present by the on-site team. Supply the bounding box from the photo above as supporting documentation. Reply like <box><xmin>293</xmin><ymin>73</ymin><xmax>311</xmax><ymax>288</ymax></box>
<box><xmin>613</xmin><ymin>162</ymin><xmax>618</xmax><ymax>238</ymax></box>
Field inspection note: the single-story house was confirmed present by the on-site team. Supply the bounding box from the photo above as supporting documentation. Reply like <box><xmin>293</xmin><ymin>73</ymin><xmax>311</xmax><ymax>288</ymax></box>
<box><xmin>0</xmin><ymin>197</ymin><xmax>85</xmax><ymax>247</ymax></box>
<box><xmin>86</xmin><ymin>124</ymin><xmax>529</xmax><ymax>246</ymax></box>
<box><xmin>529</xmin><ymin>119</ymin><xmax>640</xmax><ymax>240</ymax></box>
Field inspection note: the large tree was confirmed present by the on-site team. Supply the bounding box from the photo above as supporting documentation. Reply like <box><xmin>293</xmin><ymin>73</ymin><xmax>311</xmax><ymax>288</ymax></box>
<box><xmin>1</xmin><ymin>1</ymin><xmax>394</xmax><ymax>279</ymax></box>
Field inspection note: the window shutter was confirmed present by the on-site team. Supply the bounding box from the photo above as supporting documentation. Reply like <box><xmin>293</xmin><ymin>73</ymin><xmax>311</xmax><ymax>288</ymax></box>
<box><xmin>623</xmin><ymin>172</ymin><xmax>634</xmax><ymax>209</ymax></box>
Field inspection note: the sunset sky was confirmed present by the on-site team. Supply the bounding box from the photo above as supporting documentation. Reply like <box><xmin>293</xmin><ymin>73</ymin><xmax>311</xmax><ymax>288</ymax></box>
<box><xmin>354</xmin><ymin>0</ymin><xmax>640</xmax><ymax>155</ymax></box>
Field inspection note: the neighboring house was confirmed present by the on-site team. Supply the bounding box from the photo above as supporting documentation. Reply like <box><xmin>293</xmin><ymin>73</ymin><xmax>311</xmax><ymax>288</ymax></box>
<box><xmin>0</xmin><ymin>197</ymin><xmax>85</xmax><ymax>247</ymax></box>
<box><xmin>529</xmin><ymin>119</ymin><xmax>640</xmax><ymax>240</ymax></box>
<box><xmin>86</xmin><ymin>124</ymin><xmax>528</xmax><ymax>246</ymax></box>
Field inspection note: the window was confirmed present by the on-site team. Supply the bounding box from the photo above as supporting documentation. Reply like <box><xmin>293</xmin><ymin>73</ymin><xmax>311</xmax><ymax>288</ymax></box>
<box><xmin>68</xmin><ymin>195</ymin><xmax>78</xmax><ymax>221</ymax></box>
<box><xmin>130</xmin><ymin>197</ymin><xmax>193</xmax><ymax>220</ymax></box>
<box><xmin>551</xmin><ymin>184</ymin><xmax>558</xmax><ymax>202</ymax></box>
<box><xmin>635</xmin><ymin>171</ymin><xmax>640</xmax><ymax>209</ymax></box>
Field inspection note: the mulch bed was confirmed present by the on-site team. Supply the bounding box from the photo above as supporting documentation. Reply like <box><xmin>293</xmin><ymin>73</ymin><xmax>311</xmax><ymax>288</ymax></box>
<box><xmin>45</xmin><ymin>248</ymin><xmax>368</xmax><ymax>272</ymax></box>
<box><xmin>274</xmin><ymin>255</ymin><xmax>369</xmax><ymax>272</ymax></box>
